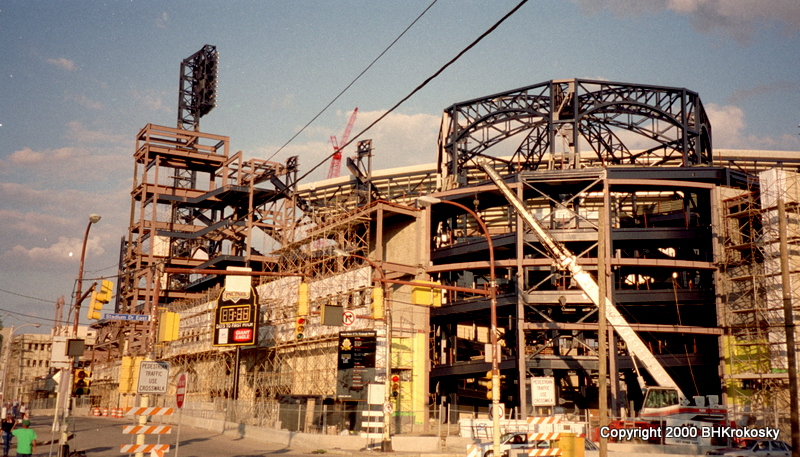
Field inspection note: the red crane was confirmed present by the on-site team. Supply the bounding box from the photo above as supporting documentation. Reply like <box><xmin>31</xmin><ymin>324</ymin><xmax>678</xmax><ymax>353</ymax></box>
<box><xmin>328</xmin><ymin>107</ymin><xmax>358</xmax><ymax>179</ymax></box>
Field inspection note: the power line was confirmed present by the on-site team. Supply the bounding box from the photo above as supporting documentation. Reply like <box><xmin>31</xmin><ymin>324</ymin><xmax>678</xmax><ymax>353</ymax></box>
<box><xmin>294</xmin><ymin>0</ymin><xmax>530</xmax><ymax>183</ymax></box>
<box><xmin>0</xmin><ymin>287</ymin><xmax>54</xmax><ymax>304</ymax></box>
<box><xmin>267</xmin><ymin>0</ymin><xmax>440</xmax><ymax>162</ymax></box>
<box><xmin>0</xmin><ymin>305</ymin><xmax>61</xmax><ymax>325</ymax></box>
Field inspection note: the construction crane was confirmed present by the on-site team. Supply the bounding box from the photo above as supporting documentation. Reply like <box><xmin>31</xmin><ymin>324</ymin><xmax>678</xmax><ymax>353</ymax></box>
<box><xmin>477</xmin><ymin>160</ymin><xmax>726</xmax><ymax>433</ymax></box>
<box><xmin>328</xmin><ymin>107</ymin><xmax>358</xmax><ymax>179</ymax></box>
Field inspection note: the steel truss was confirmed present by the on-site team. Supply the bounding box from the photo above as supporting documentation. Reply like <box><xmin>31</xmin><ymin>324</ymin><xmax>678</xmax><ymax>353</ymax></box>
<box><xmin>438</xmin><ymin>79</ymin><xmax>711</xmax><ymax>186</ymax></box>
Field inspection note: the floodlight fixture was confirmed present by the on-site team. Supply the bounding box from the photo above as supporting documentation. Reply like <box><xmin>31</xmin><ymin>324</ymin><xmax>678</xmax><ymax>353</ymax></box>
<box><xmin>178</xmin><ymin>44</ymin><xmax>218</xmax><ymax>131</ymax></box>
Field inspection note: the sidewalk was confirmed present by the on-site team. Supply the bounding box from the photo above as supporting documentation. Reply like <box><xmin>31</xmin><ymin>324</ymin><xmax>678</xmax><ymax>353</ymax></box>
<box><xmin>34</xmin><ymin>407</ymin><xmax>468</xmax><ymax>456</ymax></box>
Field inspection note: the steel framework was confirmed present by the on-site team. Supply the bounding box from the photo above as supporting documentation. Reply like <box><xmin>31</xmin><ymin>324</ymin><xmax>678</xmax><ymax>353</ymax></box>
<box><xmin>438</xmin><ymin>79</ymin><xmax>712</xmax><ymax>186</ymax></box>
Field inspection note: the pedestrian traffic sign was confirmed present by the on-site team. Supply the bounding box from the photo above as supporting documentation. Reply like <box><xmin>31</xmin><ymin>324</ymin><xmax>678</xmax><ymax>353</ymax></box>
<box><xmin>136</xmin><ymin>361</ymin><xmax>169</xmax><ymax>394</ymax></box>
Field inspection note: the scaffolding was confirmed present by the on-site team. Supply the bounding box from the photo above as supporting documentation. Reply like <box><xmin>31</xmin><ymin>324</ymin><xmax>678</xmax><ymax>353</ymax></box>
<box><xmin>721</xmin><ymin>168</ymin><xmax>800</xmax><ymax>433</ymax></box>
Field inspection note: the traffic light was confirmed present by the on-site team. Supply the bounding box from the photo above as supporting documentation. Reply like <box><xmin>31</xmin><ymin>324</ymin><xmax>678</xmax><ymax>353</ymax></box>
<box><xmin>73</xmin><ymin>369</ymin><xmax>91</xmax><ymax>396</ymax></box>
<box><xmin>391</xmin><ymin>374</ymin><xmax>400</xmax><ymax>398</ymax></box>
<box><xmin>477</xmin><ymin>371</ymin><xmax>506</xmax><ymax>400</ymax></box>
<box><xmin>371</xmin><ymin>287</ymin><xmax>385</xmax><ymax>320</ymax></box>
<box><xmin>295</xmin><ymin>317</ymin><xmax>306</xmax><ymax>340</ymax></box>
<box><xmin>87</xmin><ymin>279</ymin><xmax>114</xmax><ymax>320</ymax></box>
<box><xmin>477</xmin><ymin>371</ymin><xmax>493</xmax><ymax>399</ymax></box>
<box><xmin>298</xmin><ymin>282</ymin><xmax>310</xmax><ymax>316</ymax></box>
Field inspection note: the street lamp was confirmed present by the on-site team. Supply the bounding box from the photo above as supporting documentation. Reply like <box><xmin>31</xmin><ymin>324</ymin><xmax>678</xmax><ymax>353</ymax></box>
<box><xmin>417</xmin><ymin>195</ymin><xmax>502</xmax><ymax>457</ymax></box>
<box><xmin>0</xmin><ymin>323</ymin><xmax>41</xmax><ymax>402</ymax></box>
<box><xmin>332</xmin><ymin>248</ymin><xmax>393</xmax><ymax>452</ymax></box>
<box><xmin>73</xmin><ymin>214</ymin><xmax>101</xmax><ymax>337</ymax></box>
<box><xmin>60</xmin><ymin>213</ymin><xmax>100</xmax><ymax>457</ymax></box>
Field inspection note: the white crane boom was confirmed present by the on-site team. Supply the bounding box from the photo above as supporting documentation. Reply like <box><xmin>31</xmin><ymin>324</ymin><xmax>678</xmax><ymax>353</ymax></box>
<box><xmin>477</xmin><ymin>160</ymin><xmax>685</xmax><ymax>401</ymax></box>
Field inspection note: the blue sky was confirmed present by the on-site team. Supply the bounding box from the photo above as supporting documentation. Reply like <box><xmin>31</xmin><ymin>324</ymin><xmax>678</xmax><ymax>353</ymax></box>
<box><xmin>1</xmin><ymin>0</ymin><xmax>799</xmax><ymax>330</ymax></box>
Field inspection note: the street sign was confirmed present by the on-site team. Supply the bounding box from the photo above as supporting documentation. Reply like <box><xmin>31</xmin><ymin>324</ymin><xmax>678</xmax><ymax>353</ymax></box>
<box><xmin>136</xmin><ymin>361</ymin><xmax>170</xmax><ymax>394</ymax></box>
<box><xmin>489</xmin><ymin>403</ymin><xmax>505</xmax><ymax>420</ymax></box>
<box><xmin>342</xmin><ymin>310</ymin><xmax>356</xmax><ymax>326</ymax></box>
<box><xmin>50</xmin><ymin>336</ymin><xmax>71</xmax><ymax>369</ymax></box>
<box><xmin>103</xmin><ymin>313</ymin><xmax>150</xmax><ymax>322</ymax></box>
<box><xmin>176</xmin><ymin>373</ymin><xmax>187</xmax><ymax>408</ymax></box>
<box><xmin>383</xmin><ymin>402</ymin><xmax>393</xmax><ymax>415</ymax></box>
<box><xmin>530</xmin><ymin>377</ymin><xmax>556</xmax><ymax>406</ymax></box>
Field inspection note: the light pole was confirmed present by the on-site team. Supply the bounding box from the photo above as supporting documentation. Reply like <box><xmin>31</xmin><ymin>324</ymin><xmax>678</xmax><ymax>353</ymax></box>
<box><xmin>332</xmin><ymin>249</ymin><xmax>393</xmax><ymax>451</ymax></box>
<box><xmin>73</xmin><ymin>213</ymin><xmax>101</xmax><ymax>337</ymax></box>
<box><xmin>417</xmin><ymin>195</ymin><xmax>501</xmax><ymax>457</ymax></box>
<box><xmin>60</xmin><ymin>213</ymin><xmax>101</xmax><ymax>457</ymax></box>
<box><xmin>0</xmin><ymin>323</ymin><xmax>41</xmax><ymax>402</ymax></box>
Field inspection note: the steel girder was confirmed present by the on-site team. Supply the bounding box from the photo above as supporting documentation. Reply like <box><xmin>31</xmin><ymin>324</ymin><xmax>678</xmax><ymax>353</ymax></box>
<box><xmin>438</xmin><ymin>79</ymin><xmax>712</xmax><ymax>185</ymax></box>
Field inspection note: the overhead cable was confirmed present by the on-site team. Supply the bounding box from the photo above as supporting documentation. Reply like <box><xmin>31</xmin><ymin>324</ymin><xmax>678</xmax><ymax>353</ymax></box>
<box><xmin>294</xmin><ymin>0</ymin><xmax>530</xmax><ymax>183</ymax></box>
<box><xmin>267</xmin><ymin>0</ymin><xmax>440</xmax><ymax>162</ymax></box>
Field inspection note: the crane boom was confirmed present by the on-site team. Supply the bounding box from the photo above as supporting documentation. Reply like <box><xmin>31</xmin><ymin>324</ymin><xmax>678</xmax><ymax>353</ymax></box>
<box><xmin>477</xmin><ymin>160</ymin><xmax>685</xmax><ymax>401</ymax></box>
<box><xmin>327</xmin><ymin>108</ymin><xmax>359</xmax><ymax>179</ymax></box>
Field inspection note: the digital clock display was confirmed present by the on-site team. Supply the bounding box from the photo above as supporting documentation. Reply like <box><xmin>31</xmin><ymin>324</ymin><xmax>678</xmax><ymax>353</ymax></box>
<box><xmin>219</xmin><ymin>305</ymin><xmax>251</xmax><ymax>323</ymax></box>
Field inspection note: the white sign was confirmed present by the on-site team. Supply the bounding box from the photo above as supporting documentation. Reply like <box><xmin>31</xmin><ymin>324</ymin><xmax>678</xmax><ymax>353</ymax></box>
<box><xmin>50</xmin><ymin>336</ymin><xmax>71</xmax><ymax>369</ymax></box>
<box><xmin>530</xmin><ymin>377</ymin><xmax>556</xmax><ymax>406</ymax></box>
<box><xmin>367</xmin><ymin>383</ymin><xmax>385</xmax><ymax>405</ymax></box>
<box><xmin>489</xmin><ymin>403</ymin><xmax>505</xmax><ymax>420</ymax></box>
<box><xmin>137</xmin><ymin>361</ymin><xmax>170</xmax><ymax>394</ymax></box>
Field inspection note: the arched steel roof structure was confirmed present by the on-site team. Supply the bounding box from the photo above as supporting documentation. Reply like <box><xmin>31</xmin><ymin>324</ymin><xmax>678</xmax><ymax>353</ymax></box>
<box><xmin>438</xmin><ymin>79</ymin><xmax>712</xmax><ymax>185</ymax></box>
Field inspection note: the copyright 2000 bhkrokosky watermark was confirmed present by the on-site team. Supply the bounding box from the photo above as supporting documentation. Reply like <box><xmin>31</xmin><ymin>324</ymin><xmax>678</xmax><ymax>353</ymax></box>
<box><xmin>599</xmin><ymin>426</ymin><xmax>780</xmax><ymax>442</ymax></box>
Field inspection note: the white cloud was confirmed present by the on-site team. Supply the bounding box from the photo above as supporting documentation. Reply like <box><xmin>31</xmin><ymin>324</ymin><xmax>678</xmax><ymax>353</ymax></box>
<box><xmin>46</xmin><ymin>57</ymin><xmax>76</xmax><ymax>71</ymax></box>
<box><xmin>4</xmin><ymin>236</ymin><xmax>104</xmax><ymax>265</ymax></box>
<box><xmin>133</xmin><ymin>89</ymin><xmax>170</xmax><ymax>113</ymax></box>
<box><xmin>0</xmin><ymin>209</ymin><xmax>69</xmax><ymax>237</ymax></box>
<box><xmin>706</xmin><ymin>103</ymin><xmax>800</xmax><ymax>150</ymax></box>
<box><xmin>6</xmin><ymin>146</ymin><xmax>85</xmax><ymax>165</ymax></box>
<box><xmin>270</xmin><ymin>93</ymin><xmax>296</xmax><ymax>110</ymax></box>
<box><xmin>156</xmin><ymin>12</ymin><xmax>169</xmax><ymax>29</ymax></box>
<box><xmin>64</xmin><ymin>92</ymin><xmax>104</xmax><ymax>110</ymax></box>
<box><xmin>571</xmin><ymin>0</ymin><xmax>800</xmax><ymax>41</ymax></box>
<box><xmin>254</xmin><ymin>109</ymin><xmax>441</xmax><ymax>181</ymax></box>
<box><xmin>65</xmin><ymin>121</ymin><xmax>127</xmax><ymax>145</ymax></box>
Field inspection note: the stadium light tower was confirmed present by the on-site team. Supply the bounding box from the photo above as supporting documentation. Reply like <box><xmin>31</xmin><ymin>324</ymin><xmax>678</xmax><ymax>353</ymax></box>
<box><xmin>178</xmin><ymin>44</ymin><xmax>218</xmax><ymax>131</ymax></box>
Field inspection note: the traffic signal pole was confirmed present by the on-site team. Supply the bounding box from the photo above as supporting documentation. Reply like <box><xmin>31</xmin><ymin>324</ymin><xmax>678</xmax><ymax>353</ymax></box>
<box><xmin>60</xmin><ymin>214</ymin><xmax>101</xmax><ymax>457</ymax></box>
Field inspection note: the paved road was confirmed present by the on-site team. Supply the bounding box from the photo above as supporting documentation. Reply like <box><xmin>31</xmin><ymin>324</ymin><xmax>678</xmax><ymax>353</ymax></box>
<box><xmin>25</xmin><ymin>415</ymin><xmax>320</xmax><ymax>457</ymax></box>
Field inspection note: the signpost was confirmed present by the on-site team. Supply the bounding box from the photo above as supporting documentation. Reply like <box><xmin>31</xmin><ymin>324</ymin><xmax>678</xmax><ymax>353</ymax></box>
<box><xmin>126</xmin><ymin>361</ymin><xmax>171</xmax><ymax>457</ymax></box>
<box><xmin>175</xmin><ymin>373</ymin><xmax>187</xmax><ymax>457</ymax></box>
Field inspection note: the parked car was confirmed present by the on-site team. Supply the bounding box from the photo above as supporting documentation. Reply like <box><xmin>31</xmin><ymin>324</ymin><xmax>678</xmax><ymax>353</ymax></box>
<box><xmin>478</xmin><ymin>432</ymin><xmax>600</xmax><ymax>457</ymax></box>
<box><xmin>706</xmin><ymin>439</ymin><xmax>792</xmax><ymax>457</ymax></box>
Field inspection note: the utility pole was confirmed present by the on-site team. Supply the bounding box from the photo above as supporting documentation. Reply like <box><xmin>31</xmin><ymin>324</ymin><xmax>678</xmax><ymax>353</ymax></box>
<box><xmin>778</xmin><ymin>197</ymin><xmax>799</xmax><ymax>457</ymax></box>
<box><xmin>598</xmin><ymin>178</ymin><xmax>609</xmax><ymax>457</ymax></box>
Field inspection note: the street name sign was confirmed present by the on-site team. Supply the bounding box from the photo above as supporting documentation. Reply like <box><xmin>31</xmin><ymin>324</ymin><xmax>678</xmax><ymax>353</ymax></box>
<box><xmin>103</xmin><ymin>313</ymin><xmax>151</xmax><ymax>322</ymax></box>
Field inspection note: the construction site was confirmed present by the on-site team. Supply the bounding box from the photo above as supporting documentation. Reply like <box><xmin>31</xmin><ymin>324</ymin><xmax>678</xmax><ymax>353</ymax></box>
<box><xmin>85</xmin><ymin>46</ymin><xmax>800</xmax><ymax>440</ymax></box>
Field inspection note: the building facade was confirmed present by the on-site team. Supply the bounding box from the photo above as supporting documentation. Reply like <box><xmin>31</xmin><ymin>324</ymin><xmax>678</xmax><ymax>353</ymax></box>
<box><xmin>85</xmin><ymin>79</ymin><xmax>800</xmax><ymax>436</ymax></box>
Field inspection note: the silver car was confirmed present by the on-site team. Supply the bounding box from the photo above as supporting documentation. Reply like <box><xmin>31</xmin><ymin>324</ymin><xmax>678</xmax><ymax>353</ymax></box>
<box><xmin>706</xmin><ymin>439</ymin><xmax>792</xmax><ymax>457</ymax></box>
